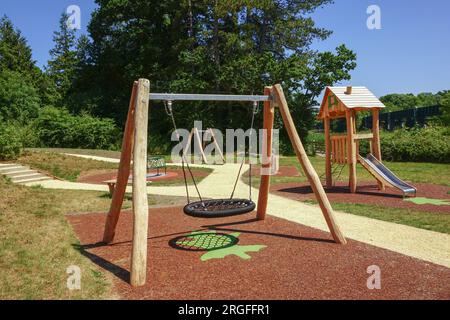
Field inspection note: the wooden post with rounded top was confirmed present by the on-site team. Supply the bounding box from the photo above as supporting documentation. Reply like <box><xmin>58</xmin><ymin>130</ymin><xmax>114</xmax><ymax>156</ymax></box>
<box><xmin>103</xmin><ymin>82</ymin><xmax>138</xmax><ymax>243</ymax></box>
<box><xmin>130</xmin><ymin>79</ymin><xmax>150</xmax><ymax>287</ymax></box>
<box><xmin>346</xmin><ymin>110</ymin><xmax>357</xmax><ymax>193</ymax></box>
<box><xmin>324</xmin><ymin>117</ymin><xmax>332</xmax><ymax>188</ymax></box>
<box><xmin>273</xmin><ymin>84</ymin><xmax>346</xmax><ymax>245</ymax></box>
<box><xmin>193</xmin><ymin>127</ymin><xmax>208</xmax><ymax>164</ymax></box>
<box><xmin>256</xmin><ymin>86</ymin><xmax>275</xmax><ymax>220</ymax></box>
<box><xmin>372</xmin><ymin>108</ymin><xmax>385</xmax><ymax>190</ymax></box>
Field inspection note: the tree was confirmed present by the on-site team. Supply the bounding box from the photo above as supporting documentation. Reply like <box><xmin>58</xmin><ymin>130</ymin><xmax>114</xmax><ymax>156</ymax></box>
<box><xmin>0</xmin><ymin>16</ymin><xmax>36</xmax><ymax>76</ymax></box>
<box><xmin>0</xmin><ymin>16</ymin><xmax>43</xmax><ymax>124</ymax></box>
<box><xmin>75</xmin><ymin>0</ymin><xmax>357</xmax><ymax>148</ymax></box>
<box><xmin>265</xmin><ymin>45</ymin><xmax>357</xmax><ymax>149</ymax></box>
<box><xmin>436</xmin><ymin>91</ymin><xmax>450</xmax><ymax>126</ymax></box>
<box><xmin>380</xmin><ymin>91</ymin><xmax>445</xmax><ymax>113</ymax></box>
<box><xmin>0</xmin><ymin>69</ymin><xmax>40</xmax><ymax>124</ymax></box>
<box><xmin>46</xmin><ymin>13</ymin><xmax>79</xmax><ymax>106</ymax></box>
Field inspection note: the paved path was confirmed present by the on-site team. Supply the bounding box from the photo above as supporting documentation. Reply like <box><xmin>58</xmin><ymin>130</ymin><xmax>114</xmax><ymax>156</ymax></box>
<box><xmin>21</xmin><ymin>153</ymin><xmax>450</xmax><ymax>269</ymax></box>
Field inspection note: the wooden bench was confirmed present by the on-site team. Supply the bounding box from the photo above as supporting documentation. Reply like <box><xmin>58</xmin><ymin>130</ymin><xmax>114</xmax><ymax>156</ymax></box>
<box><xmin>103</xmin><ymin>156</ymin><xmax>165</xmax><ymax>197</ymax></box>
<box><xmin>104</xmin><ymin>173</ymin><xmax>156</xmax><ymax>197</ymax></box>
<box><xmin>104</xmin><ymin>179</ymin><xmax>120</xmax><ymax>197</ymax></box>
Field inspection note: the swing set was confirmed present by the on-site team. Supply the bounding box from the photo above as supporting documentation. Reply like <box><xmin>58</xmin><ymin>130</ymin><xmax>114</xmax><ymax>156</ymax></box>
<box><xmin>164</xmin><ymin>97</ymin><xmax>260</xmax><ymax>218</ymax></box>
<box><xmin>102</xmin><ymin>79</ymin><xmax>346</xmax><ymax>287</ymax></box>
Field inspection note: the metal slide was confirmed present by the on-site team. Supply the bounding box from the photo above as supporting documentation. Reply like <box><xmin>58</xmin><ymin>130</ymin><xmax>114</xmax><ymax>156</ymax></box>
<box><xmin>358</xmin><ymin>154</ymin><xmax>417</xmax><ymax>197</ymax></box>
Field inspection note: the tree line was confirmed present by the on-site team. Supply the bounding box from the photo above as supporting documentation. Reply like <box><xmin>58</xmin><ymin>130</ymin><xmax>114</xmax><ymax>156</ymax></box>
<box><xmin>1</xmin><ymin>0</ymin><xmax>359</xmax><ymax>158</ymax></box>
<box><xmin>380</xmin><ymin>91</ymin><xmax>449</xmax><ymax>113</ymax></box>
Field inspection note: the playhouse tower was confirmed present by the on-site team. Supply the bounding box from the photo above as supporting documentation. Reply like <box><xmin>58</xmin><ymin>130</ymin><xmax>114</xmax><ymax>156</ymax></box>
<box><xmin>317</xmin><ymin>86</ymin><xmax>386</xmax><ymax>193</ymax></box>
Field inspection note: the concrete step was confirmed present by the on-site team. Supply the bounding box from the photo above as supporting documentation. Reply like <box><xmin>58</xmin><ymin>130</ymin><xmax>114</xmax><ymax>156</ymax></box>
<box><xmin>0</xmin><ymin>166</ymin><xmax>29</xmax><ymax>174</ymax></box>
<box><xmin>11</xmin><ymin>173</ymin><xmax>50</xmax><ymax>183</ymax></box>
<box><xmin>0</xmin><ymin>163</ymin><xmax>19</xmax><ymax>168</ymax></box>
<box><xmin>16</xmin><ymin>176</ymin><xmax>52</xmax><ymax>184</ymax></box>
<box><xmin>5</xmin><ymin>170</ymin><xmax>38</xmax><ymax>177</ymax></box>
<box><xmin>0</xmin><ymin>163</ymin><xmax>53</xmax><ymax>184</ymax></box>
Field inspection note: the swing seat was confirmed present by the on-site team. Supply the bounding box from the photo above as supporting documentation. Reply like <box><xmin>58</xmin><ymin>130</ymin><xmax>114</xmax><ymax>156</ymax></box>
<box><xmin>183</xmin><ymin>199</ymin><xmax>256</xmax><ymax>218</ymax></box>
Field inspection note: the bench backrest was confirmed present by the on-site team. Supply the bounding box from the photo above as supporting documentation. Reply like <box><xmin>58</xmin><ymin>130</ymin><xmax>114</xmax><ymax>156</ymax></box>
<box><xmin>148</xmin><ymin>157</ymin><xmax>166</xmax><ymax>169</ymax></box>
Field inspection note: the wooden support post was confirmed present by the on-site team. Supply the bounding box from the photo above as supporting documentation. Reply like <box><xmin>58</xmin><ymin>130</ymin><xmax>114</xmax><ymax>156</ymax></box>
<box><xmin>256</xmin><ymin>86</ymin><xmax>274</xmax><ymax>221</ymax></box>
<box><xmin>372</xmin><ymin>108</ymin><xmax>382</xmax><ymax>161</ymax></box>
<box><xmin>130</xmin><ymin>79</ymin><xmax>150</xmax><ymax>287</ymax></box>
<box><xmin>193</xmin><ymin>127</ymin><xmax>208</xmax><ymax>164</ymax></box>
<box><xmin>273</xmin><ymin>84</ymin><xmax>346</xmax><ymax>245</ymax></box>
<box><xmin>208</xmin><ymin>129</ymin><xmax>225</xmax><ymax>163</ymax></box>
<box><xmin>346</xmin><ymin>110</ymin><xmax>357</xmax><ymax>193</ymax></box>
<box><xmin>324</xmin><ymin>117</ymin><xmax>332</xmax><ymax>188</ymax></box>
<box><xmin>372</xmin><ymin>108</ymin><xmax>385</xmax><ymax>190</ymax></box>
<box><xmin>103</xmin><ymin>82</ymin><xmax>138</xmax><ymax>243</ymax></box>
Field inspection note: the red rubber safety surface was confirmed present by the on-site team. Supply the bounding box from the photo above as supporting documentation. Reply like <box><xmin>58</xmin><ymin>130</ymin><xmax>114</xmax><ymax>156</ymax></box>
<box><xmin>76</xmin><ymin>168</ymin><xmax>210</xmax><ymax>185</ymax></box>
<box><xmin>67</xmin><ymin>207</ymin><xmax>450</xmax><ymax>300</ymax></box>
<box><xmin>271</xmin><ymin>182</ymin><xmax>450</xmax><ymax>214</ymax></box>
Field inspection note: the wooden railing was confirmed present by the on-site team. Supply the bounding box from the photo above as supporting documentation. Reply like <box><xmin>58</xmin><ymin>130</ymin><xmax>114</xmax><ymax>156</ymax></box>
<box><xmin>331</xmin><ymin>135</ymin><xmax>347</xmax><ymax>164</ymax></box>
<box><xmin>354</xmin><ymin>133</ymin><xmax>374</xmax><ymax>156</ymax></box>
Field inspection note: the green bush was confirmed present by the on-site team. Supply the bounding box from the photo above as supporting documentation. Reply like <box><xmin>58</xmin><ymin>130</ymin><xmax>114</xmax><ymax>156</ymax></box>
<box><xmin>148</xmin><ymin>133</ymin><xmax>172</xmax><ymax>155</ymax></box>
<box><xmin>0</xmin><ymin>70</ymin><xmax>41</xmax><ymax>124</ymax></box>
<box><xmin>34</xmin><ymin>107</ymin><xmax>120</xmax><ymax>150</ymax></box>
<box><xmin>305</xmin><ymin>131</ymin><xmax>325</xmax><ymax>155</ymax></box>
<box><xmin>430</xmin><ymin>92</ymin><xmax>450</xmax><ymax>126</ymax></box>
<box><xmin>307</xmin><ymin>126</ymin><xmax>449</xmax><ymax>163</ymax></box>
<box><xmin>17</xmin><ymin>124</ymin><xmax>40</xmax><ymax>148</ymax></box>
<box><xmin>380</xmin><ymin>126</ymin><xmax>450</xmax><ymax>163</ymax></box>
<box><xmin>0</xmin><ymin>123</ymin><xmax>23</xmax><ymax>160</ymax></box>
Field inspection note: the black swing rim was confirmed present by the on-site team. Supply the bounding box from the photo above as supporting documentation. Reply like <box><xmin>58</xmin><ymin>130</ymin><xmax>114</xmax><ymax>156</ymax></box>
<box><xmin>183</xmin><ymin>199</ymin><xmax>256</xmax><ymax>218</ymax></box>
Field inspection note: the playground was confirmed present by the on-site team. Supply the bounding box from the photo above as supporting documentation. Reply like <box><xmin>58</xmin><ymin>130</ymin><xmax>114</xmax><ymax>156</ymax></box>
<box><xmin>1</xmin><ymin>149</ymin><xmax>449</xmax><ymax>299</ymax></box>
<box><xmin>0</xmin><ymin>1</ymin><xmax>449</xmax><ymax>303</ymax></box>
<box><xmin>2</xmin><ymin>80</ymin><xmax>448</xmax><ymax>301</ymax></box>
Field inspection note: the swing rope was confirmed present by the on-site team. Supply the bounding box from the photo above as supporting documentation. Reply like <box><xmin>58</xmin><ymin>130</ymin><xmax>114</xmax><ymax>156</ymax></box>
<box><xmin>164</xmin><ymin>100</ymin><xmax>203</xmax><ymax>203</ymax></box>
<box><xmin>165</xmin><ymin>99</ymin><xmax>259</xmax><ymax>209</ymax></box>
<box><xmin>230</xmin><ymin>101</ymin><xmax>259</xmax><ymax>201</ymax></box>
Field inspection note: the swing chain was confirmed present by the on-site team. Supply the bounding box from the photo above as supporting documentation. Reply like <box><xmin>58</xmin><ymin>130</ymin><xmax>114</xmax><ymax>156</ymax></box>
<box><xmin>252</xmin><ymin>100</ymin><xmax>259</xmax><ymax>115</ymax></box>
<box><xmin>166</xmin><ymin>98</ymin><xmax>258</xmax><ymax>205</ymax></box>
<box><xmin>164</xmin><ymin>100</ymin><xmax>173</xmax><ymax>117</ymax></box>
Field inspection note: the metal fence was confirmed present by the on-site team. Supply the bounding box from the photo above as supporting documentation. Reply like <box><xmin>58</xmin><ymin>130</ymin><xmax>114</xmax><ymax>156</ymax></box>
<box><xmin>361</xmin><ymin>105</ymin><xmax>441</xmax><ymax>131</ymax></box>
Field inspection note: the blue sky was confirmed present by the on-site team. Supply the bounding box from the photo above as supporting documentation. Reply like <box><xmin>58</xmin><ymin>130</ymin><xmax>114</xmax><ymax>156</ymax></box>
<box><xmin>1</xmin><ymin>0</ymin><xmax>449</xmax><ymax>97</ymax></box>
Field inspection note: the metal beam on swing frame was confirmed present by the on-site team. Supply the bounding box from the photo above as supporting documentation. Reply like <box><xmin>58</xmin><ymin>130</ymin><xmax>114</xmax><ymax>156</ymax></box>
<box><xmin>149</xmin><ymin>93</ymin><xmax>272</xmax><ymax>102</ymax></box>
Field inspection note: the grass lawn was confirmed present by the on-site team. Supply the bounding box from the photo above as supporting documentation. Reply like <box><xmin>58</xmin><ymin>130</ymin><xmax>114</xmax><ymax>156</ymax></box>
<box><xmin>253</xmin><ymin>156</ymin><xmax>450</xmax><ymax>187</ymax></box>
<box><xmin>25</xmin><ymin>148</ymin><xmax>122</xmax><ymax>159</ymax></box>
<box><xmin>305</xmin><ymin>200</ymin><xmax>450</xmax><ymax>234</ymax></box>
<box><xmin>0</xmin><ymin>176</ymin><xmax>191</xmax><ymax>299</ymax></box>
<box><xmin>19</xmin><ymin>151</ymin><xmax>119</xmax><ymax>181</ymax></box>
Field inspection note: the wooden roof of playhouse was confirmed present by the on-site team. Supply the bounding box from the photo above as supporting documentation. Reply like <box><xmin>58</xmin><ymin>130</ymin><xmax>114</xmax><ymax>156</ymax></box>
<box><xmin>317</xmin><ymin>86</ymin><xmax>385</xmax><ymax>120</ymax></box>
